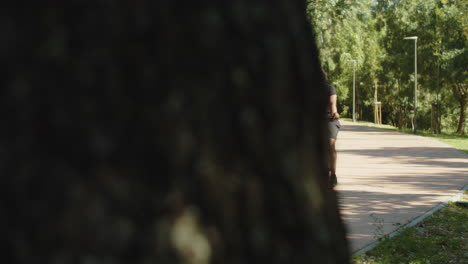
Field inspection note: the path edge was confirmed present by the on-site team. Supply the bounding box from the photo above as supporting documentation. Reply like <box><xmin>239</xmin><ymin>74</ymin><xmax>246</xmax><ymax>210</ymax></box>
<box><xmin>352</xmin><ymin>184</ymin><xmax>468</xmax><ymax>256</ymax></box>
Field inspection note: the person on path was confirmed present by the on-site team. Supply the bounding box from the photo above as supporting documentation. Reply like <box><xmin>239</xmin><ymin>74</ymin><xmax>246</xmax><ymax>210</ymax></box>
<box><xmin>323</xmin><ymin>69</ymin><xmax>341</xmax><ymax>187</ymax></box>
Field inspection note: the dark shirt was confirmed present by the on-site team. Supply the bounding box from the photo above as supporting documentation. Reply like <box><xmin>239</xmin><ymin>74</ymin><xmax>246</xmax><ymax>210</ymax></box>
<box><xmin>326</xmin><ymin>82</ymin><xmax>336</xmax><ymax>117</ymax></box>
<box><xmin>327</xmin><ymin>82</ymin><xmax>336</xmax><ymax>97</ymax></box>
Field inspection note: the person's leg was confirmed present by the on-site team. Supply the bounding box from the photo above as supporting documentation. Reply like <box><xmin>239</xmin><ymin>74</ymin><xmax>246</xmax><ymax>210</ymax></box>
<box><xmin>327</xmin><ymin>120</ymin><xmax>339</xmax><ymax>187</ymax></box>
<box><xmin>329</xmin><ymin>138</ymin><xmax>337</xmax><ymax>186</ymax></box>
<box><xmin>329</xmin><ymin>138</ymin><xmax>337</xmax><ymax>175</ymax></box>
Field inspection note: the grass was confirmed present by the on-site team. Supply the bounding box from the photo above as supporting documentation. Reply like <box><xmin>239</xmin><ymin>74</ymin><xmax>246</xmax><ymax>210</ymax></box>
<box><xmin>341</xmin><ymin>118</ymin><xmax>468</xmax><ymax>154</ymax></box>
<box><xmin>352</xmin><ymin>192</ymin><xmax>468</xmax><ymax>264</ymax></box>
<box><xmin>413</xmin><ymin>131</ymin><xmax>468</xmax><ymax>155</ymax></box>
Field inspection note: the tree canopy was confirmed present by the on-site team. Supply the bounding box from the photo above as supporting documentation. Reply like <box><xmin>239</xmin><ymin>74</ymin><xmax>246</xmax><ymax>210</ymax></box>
<box><xmin>308</xmin><ymin>0</ymin><xmax>467</xmax><ymax>134</ymax></box>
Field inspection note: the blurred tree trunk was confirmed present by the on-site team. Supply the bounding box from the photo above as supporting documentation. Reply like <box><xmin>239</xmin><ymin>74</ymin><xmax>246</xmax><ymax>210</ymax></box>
<box><xmin>453</xmin><ymin>83</ymin><xmax>466</xmax><ymax>135</ymax></box>
<box><xmin>2</xmin><ymin>1</ymin><xmax>349</xmax><ymax>263</ymax></box>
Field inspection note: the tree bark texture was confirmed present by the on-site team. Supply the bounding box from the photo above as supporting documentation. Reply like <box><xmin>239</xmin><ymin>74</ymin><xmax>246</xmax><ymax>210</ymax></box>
<box><xmin>453</xmin><ymin>83</ymin><xmax>466</xmax><ymax>135</ymax></box>
<box><xmin>2</xmin><ymin>1</ymin><xmax>349</xmax><ymax>263</ymax></box>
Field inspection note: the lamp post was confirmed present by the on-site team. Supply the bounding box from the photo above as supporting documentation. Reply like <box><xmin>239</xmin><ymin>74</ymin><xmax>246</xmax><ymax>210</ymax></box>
<box><xmin>404</xmin><ymin>36</ymin><xmax>418</xmax><ymax>134</ymax></box>
<box><xmin>348</xmin><ymin>60</ymin><xmax>356</xmax><ymax>122</ymax></box>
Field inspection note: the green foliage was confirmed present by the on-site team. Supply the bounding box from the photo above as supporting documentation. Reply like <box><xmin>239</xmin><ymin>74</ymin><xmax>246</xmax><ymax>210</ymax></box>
<box><xmin>307</xmin><ymin>0</ymin><xmax>467</xmax><ymax>134</ymax></box>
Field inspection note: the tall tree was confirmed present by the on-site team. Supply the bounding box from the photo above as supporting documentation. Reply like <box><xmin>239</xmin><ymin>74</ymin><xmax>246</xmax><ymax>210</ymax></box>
<box><xmin>3</xmin><ymin>1</ymin><xmax>349</xmax><ymax>264</ymax></box>
<box><xmin>308</xmin><ymin>0</ymin><xmax>388</xmax><ymax>120</ymax></box>
<box><xmin>309</xmin><ymin>0</ymin><xmax>467</xmax><ymax>132</ymax></box>
<box><xmin>436</xmin><ymin>0</ymin><xmax>467</xmax><ymax>134</ymax></box>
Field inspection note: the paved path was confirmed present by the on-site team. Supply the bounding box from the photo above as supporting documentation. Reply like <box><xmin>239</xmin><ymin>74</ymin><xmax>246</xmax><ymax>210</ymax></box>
<box><xmin>335</xmin><ymin>121</ymin><xmax>468</xmax><ymax>253</ymax></box>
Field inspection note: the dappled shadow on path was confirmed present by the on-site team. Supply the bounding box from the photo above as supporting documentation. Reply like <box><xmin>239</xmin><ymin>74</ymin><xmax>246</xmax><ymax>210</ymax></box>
<box><xmin>339</xmin><ymin>123</ymin><xmax>399</xmax><ymax>133</ymax></box>
<box><xmin>337</xmin><ymin>158</ymin><xmax>467</xmax><ymax>251</ymax></box>
<box><xmin>337</xmin><ymin>187</ymin><xmax>445</xmax><ymax>252</ymax></box>
<box><xmin>339</xmin><ymin>146</ymin><xmax>468</xmax><ymax>169</ymax></box>
<box><xmin>337</xmin><ymin>169</ymin><xmax>467</xmax><ymax>215</ymax></box>
<box><xmin>338</xmin><ymin>190</ymin><xmax>441</xmax><ymax>221</ymax></box>
<box><xmin>335</xmin><ymin>121</ymin><xmax>468</xmax><ymax>252</ymax></box>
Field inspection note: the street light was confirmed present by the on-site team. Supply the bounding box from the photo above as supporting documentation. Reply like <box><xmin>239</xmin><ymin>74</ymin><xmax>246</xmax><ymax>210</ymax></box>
<box><xmin>348</xmin><ymin>59</ymin><xmax>356</xmax><ymax>122</ymax></box>
<box><xmin>404</xmin><ymin>36</ymin><xmax>418</xmax><ymax>134</ymax></box>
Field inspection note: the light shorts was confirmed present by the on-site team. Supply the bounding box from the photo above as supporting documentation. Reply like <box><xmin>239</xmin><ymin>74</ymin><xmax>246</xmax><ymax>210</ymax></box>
<box><xmin>328</xmin><ymin>119</ymin><xmax>341</xmax><ymax>139</ymax></box>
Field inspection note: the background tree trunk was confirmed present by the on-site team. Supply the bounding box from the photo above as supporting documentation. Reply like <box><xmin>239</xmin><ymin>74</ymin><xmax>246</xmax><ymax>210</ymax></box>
<box><xmin>453</xmin><ymin>83</ymin><xmax>466</xmax><ymax>135</ymax></box>
<box><xmin>3</xmin><ymin>1</ymin><xmax>349</xmax><ymax>263</ymax></box>
<box><xmin>456</xmin><ymin>98</ymin><xmax>466</xmax><ymax>135</ymax></box>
